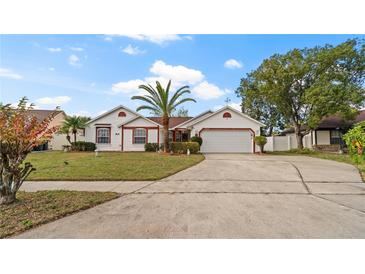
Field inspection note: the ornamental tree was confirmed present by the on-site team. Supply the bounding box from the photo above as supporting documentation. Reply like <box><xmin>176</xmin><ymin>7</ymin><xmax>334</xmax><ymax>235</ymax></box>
<box><xmin>0</xmin><ymin>97</ymin><xmax>58</xmax><ymax>204</ymax></box>
<box><xmin>236</xmin><ymin>39</ymin><xmax>365</xmax><ymax>149</ymax></box>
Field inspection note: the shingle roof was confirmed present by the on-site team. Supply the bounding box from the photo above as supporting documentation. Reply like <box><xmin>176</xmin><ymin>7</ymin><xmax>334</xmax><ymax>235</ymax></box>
<box><xmin>282</xmin><ymin>110</ymin><xmax>365</xmax><ymax>134</ymax></box>
<box><xmin>147</xmin><ymin>117</ymin><xmax>193</xmax><ymax>128</ymax></box>
<box><xmin>26</xmin><ymin>109</ymin><xmax>63</xmax><ymax>122</ymax></box>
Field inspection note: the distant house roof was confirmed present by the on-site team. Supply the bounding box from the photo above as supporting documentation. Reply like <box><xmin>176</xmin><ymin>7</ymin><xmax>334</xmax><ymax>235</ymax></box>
<box><xmin>282</xmin><ymin>110</ymin><xmax>365</xmax><ymax>134</ymax></box>
<box><xmin>147</xmin><ymin>117</ymin><xmax>193</xmax><ymax>128</ymax></box>
<box><xmin>26</xmin><ymin>109</ymin><xmax>64</xmax><ymax>122</ymax></box>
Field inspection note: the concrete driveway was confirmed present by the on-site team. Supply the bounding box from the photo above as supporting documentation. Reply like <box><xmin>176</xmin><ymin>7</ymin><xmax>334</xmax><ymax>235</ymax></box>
<box><xmin>17</xmin><ymin>154</ymin><xmax>365</xmax><ymax>238</ymax></box>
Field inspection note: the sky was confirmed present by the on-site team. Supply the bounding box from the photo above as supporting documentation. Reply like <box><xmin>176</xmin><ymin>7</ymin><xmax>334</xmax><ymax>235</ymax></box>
<box><xmin>0</xmin><ymin>34</ymin><xmax>363</xmax><ymax>118</ymax></box>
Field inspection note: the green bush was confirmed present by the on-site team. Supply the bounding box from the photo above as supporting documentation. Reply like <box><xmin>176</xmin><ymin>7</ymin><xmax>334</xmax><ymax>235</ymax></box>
<box><xmin>145</xmin><ymin>143</ymin><xmax>160</xmax><ymax>152</ymax></box>
<box><xmin>254</xmin><ymin>136</ymin><xmax>267</xmax><ymax>153</ymax></box>
<box><xmin>71</xmin><ymin>141</ymin><xmax>96</xmax><ymax>151</ymax></box>
<box><xmin>170</xmin><ymin>142</ymin><xmax>200</xmax><ymax>154</ymax></box>
<box><xmin>190</xmin><ymin>136</ymin><xmax>203</xmax><ymax>146</ymax></box>
<box><xmin>343</xmin><ymin>121</ymin><xmax>365</xmax><ymax>164</ymax></box>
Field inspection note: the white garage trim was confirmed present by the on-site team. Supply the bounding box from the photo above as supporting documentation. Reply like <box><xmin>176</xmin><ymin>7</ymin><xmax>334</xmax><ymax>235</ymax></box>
<box><xmin>199</xmin><ymin>128</ymin><xmax>256</xmax><ymax>153</ymax></box>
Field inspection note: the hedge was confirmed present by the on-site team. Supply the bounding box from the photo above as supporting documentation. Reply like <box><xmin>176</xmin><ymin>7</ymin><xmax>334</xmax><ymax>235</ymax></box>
<box><xmin>145</xmin><ymin>143</ymin><xmax>160</xmax><ymax>152</ymax></box>
<box><xmin>190</xmin><ymin>136</ymin><xmax>203</xmax><ymax>146</ymax></box>
<box><xmin>170</xmin><ymin>142</ymin><xmax>200</xmax><ymax>154</ymax></box>
<box><xmin>71</xmin><ymin>141</ymin><xmax>96</xmax><ymax>151</ymax></box>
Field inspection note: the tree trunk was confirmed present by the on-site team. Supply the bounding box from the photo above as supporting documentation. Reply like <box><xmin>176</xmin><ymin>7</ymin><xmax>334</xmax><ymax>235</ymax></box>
<box><xmin>0</xmin><ymin>192</ymin><xmax>16</xmax><ymax>205</ymax></box>
<box><xmin>294</xmin><ymin>123</ymin><xmax>304</xmax><ymax>150</ymax></box>
<box><xmin>73</xmin><ymin>131</ymin><xmax>77</xmax><ymax>143</ymax></box>
<box><xmin>162</xmin><ymin>115</ymin><xmax>169</xmax><ymax>153</ymax></box>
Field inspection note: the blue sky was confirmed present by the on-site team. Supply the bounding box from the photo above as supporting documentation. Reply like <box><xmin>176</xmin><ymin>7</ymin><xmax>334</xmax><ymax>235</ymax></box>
<box><xmin>0</xmin><ymin>34</ymin><xmax>363</xmax><ymax>117</ymax></box>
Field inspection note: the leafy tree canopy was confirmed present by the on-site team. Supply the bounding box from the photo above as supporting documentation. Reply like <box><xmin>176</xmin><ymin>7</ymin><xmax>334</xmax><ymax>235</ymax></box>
<box><xmin>236</xmin><ymin>39</ymin><xmax>365</xmax><ymax>147</ymax></box>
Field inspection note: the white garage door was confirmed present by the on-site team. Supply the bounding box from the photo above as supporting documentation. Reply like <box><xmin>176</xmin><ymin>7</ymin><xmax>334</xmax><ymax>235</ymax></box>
<box><xmin>200</xmin><ymin>130</ymin><xmax>253</xmax><ymax>153</ymax></box>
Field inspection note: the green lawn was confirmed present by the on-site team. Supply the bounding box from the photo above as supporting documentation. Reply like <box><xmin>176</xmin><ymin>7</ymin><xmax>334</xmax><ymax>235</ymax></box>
<box><xmin>268</xmin><ymin>150</ymin><xmax>364</xmax><ymax>181</ymax></box>
<box><xmin>26</xmin><ymin>151</ymin><xmax>205</xmax><ymax>181</ymax></box>
<box><xmin>0</xmin><ymin>190</ymin><xmax>119</xmax><ymax>238</ymax></box>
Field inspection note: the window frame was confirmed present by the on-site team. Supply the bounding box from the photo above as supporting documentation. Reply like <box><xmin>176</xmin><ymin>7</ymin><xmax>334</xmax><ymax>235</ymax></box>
<box><xmin>133</xmin><ymin>128</ymin><xmax>147</xmax><ymax>144</ymax></box>
<box><xmin>96</xmin><ymin>127</ymin><xmax>111</xmax><ymax>144</ymax></box>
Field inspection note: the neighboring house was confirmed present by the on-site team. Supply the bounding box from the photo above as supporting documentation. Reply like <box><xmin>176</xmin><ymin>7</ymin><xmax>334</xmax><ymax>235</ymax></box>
<box><xmin>282</xmin><ymin>110</ymin><xmax>365</xmax><ymax>150</ymax></box>
<box><xmin>84</xmin><ymin>105</ymin><xmax>265</xmax><ymax>153</ymax></box>
<box><xmin>28</xmin><ymin>110</ymin><xmax>84</xmax><ymax>151</ymax></box>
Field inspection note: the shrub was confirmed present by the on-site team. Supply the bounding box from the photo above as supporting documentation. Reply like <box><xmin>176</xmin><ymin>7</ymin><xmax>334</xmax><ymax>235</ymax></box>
<box><xmin>71</xmin><ymin>141</ymin><xmax>96</xmax><ymax>151</ymax></box>
<box><xmin>190</xmin><ymin>136</ymin><xmax>203</xmax><ymax>146</ymax></box>
<box><xmin>145</xmin><ymin>143</ymin><xmax>160</xmax><ymax>152</ymax></box>
<box><xmin>254</xmin><ymin>136</ymin><xmax>267</xmax><ymax>153</ymax></box>
<box><xmin>343</xmin><ymin>121</ymin><xmax>365</xmax><ymax>164</ymax></box>
<box><xmin>170</xmin><ymin>142</ymin><xmax>200</xmax><ymax>154</ymax></box>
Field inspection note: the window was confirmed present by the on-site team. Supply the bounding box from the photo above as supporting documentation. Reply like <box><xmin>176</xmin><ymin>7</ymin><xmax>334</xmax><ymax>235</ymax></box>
<box><xmin>134</xmin><ymin>128</ymin><xmax>147</xmax><ymax>144</ymax></box>
<box><xmin>96</xmin><ymin>128</ymin><xmax>110</xmax><ymax>144</ymax></box>
<box><xmin>330</xmin><ymin>130</ymin><xmax>342</xmax><ymax>145</ymax></box>
<box><xmin>223</xmin><ymin>112</ymin><xmax>232</xmax><ymax>118</ymax></box>
<box><xmin>118</xmin><ymin>111</ymin><xmax>126</xmax><ymax>117</ymax></box>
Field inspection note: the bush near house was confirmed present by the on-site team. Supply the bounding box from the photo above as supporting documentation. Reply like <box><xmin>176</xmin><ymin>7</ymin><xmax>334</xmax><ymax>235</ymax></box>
<box><xmin>170</xmin><ymin>142</ymin><xmax>200</xmax><ymax>154</ymax></box>
<box><xmin>190</xmin><ymin>136</ymin><xmax>203</xmax><ymax>146</ymax></box>
<box><xmin>343</xmin><ymin>121</ymin><xmax>365</xmax><ymax>164</ymax></box>
<box><xmin>71</xmin><ymin>141</ymin><xmax>96</xmax><ymax>152</ymax></box>
<box><xmin>254</xmin><ymin>136</ymin><xmax>267</xmax><ymax>153</ymax></box>
<box><xmin>145</xmin><ymin>143</ymin><xmax>160</xmax><ymax>152</ymax></box>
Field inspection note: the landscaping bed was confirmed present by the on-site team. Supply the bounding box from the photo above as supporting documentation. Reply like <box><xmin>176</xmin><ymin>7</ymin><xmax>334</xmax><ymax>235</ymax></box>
<box><xmin>0</xmin><ymin>190</ymin><xmax>119</xmax><ymax>238</ymax></box>
<box><xmin>26</xmin><ymin>151</ymin><xmax>205</xmax><ymax>181</ymax></box>
<box><xmin>268</xmin><ymin>150</ymin><xmax>364</xmax><ymax>181</ymax></box>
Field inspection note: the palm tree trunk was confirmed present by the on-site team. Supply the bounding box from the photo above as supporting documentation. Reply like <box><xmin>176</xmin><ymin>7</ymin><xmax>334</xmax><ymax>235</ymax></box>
<box><xmin>73</xmin><ymin>130</ymin><xmax>77</xmax><ymax>143</ymax></box>
<box><xmin>162</xmin><ymin>115</ymin><xmax>169</xmax><ymax>153</ymax></box>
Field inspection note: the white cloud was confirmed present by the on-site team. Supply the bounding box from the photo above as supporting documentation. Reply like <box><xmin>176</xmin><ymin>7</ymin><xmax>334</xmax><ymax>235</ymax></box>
<box><xmin>214</xmin><ymin>102</ymin><xmax>242</xmax><ymax>111</ymax></box>
<box><xmin>121</xmin><ymin>34</ymin><xmax>182</xmax><ymax>45</ymax></box>
<box><xmin>47</xmin><ymin>47</ymin><xmax>62</xmax><ymax>53</ymax></box>
<box><xmin>122</xmin><ymin>44</ymin><xmax>145</xmax><ymax>55</ymax></box>
<box><xmin>192</xmin><ymin>81</ymin><xmax>225</xmax><ymax>100</ymax></box>
<box><xmin>70</xmin><ymin>47</ymin><xmax>84</xmax><ymax>52</ymax></box>
<box><xmin>111</xmin><ymin>79</ymin><xmax>145</xmax><ymax>95</ymax></box>
<box><xmin>48</xmin><ymin>67</ymin><xmax>55</xmax><ymax>71</ymax></box>
<box><xmin>72</xmin><ymin>110</ymin><xmax>90</xmax><ymax>117</ymax></box>
<box><xmin>90</xmin><ymin>82</ymin><xmax>96</xmax><ymax>87</ymax></box>
<box><xmin>0</xmin><ymin>68</ymin><xmax>23</xmax><ymax>80</ymax></box>
<box><xmin>110</xmin><ymin>60</ymin><xmax>228</xmax><ymax>101</ymax></box>
<box><xmin>150</xmin><ymin>60</ymin><xmax>204</xmax><ymax>85</ymax></box>
<box><xmin>108</xmin><ymin>34</ymin><xmax>189</xmax><ymax>45</ymax></box>
<box><xmin>36</xmin><ymin>96</ymin><xmax>71</xmax><ymax>106</ymax></box>
<box><xmin>224</xmin><ymin>59</ymin><xmax>243</xmax><ymax>69</ymax></box>
<box><xmin>68</xmin><ymin>54</ymin><xmax>81</xmax><ymax>67</ymax></box>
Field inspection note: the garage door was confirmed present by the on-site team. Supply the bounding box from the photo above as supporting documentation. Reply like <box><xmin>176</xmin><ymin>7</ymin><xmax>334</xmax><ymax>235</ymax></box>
<box><xmin>200</xmin><ymin>129</ymin><xmax>253</xmax><ymax>153</ymax></box>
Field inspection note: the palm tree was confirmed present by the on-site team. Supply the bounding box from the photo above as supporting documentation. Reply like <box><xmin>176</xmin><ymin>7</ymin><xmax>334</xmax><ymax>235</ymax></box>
<box><xmin>132</xmin><ymin>80</ymin><xmax>196</xmax><ymax>152</ymax></box>
<box><xmin>62</xmin><ymin>116</ymin><xmax>89</xmax><ymax>143</ymax></box>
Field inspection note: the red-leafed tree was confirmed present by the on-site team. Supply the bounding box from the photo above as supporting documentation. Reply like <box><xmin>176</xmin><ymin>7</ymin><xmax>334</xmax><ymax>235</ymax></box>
<box><xmin>0</xmin><ymin>97</ymin><xmax>58</xmax><ymax>204</ymax></box>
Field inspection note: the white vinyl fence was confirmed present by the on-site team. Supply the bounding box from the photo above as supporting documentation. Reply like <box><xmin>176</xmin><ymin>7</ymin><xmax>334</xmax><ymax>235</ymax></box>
<box><xmin>265</xmin><ymin>134</ymin><xmax>312</xmax><ymax>152</ymax></box>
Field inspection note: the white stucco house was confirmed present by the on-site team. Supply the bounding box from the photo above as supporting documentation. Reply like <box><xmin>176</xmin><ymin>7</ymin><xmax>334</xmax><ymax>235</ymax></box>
<box><xmin>84</xmin><ymin>105</ymin><xmax>265</xmax><ymax>153</ymax></box>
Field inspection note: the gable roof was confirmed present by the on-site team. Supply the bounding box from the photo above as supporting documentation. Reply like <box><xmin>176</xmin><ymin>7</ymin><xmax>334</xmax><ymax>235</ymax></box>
<box><xmin>170</xmin><ymin>110</ymin><xmax>213</xmax><ymax>129</ymax></box>
<box><xmin>26</xmin><ymin>109</ymin><xmax>64</xmax><ymax>122</ymax></box>
<box><xmin>147</xmin><ymin>117</ymin><xmax>193</xmax><ymax>128</ymax></box>
<box><xmin>187</xmin><ymin>106</ymin><xmax>266</xmax><ymax>127</ymax></box>
<box><xmin>85</xmin><ymin>105</ymin><xmax>142</xmax><ymax>125</ymax></box>
<box><xmin>118</xmin><ymin>115</ymin><xmax>162</xmax><ymax>127</ymax></box>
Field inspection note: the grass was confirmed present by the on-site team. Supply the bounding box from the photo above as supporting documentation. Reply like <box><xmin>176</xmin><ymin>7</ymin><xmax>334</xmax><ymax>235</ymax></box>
<box><xmin>26</xmin><ymin>151</ymin><xmax>205</xmax><ymax>181</ymax></box>
<box><xmin>268</xmin><ymin>150</ymin><xmax>365</xmax><ymax>181</ymax></box>
<box><xmin>0</xmin><ymin>190</ymin><xmax>119</xmax><ymax>238</ymax></box>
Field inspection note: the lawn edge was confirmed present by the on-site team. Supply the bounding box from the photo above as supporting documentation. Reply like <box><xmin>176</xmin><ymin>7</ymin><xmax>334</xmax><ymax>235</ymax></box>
<box><xmin>25</xmin><ymin>154</ymin><xmax>206</xmax><ymax>182</ymax></box>
<box><xmin>3</xmin><ymin>192</ymin><xmax>120</xmax><ymax>239</ymax></box>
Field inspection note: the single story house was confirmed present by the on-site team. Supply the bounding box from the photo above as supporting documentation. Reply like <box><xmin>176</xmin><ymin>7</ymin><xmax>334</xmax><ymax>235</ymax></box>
<box><xmin>282</xmin><ymin>110</ymin><xmax>365</xmax><ymax>150</ymax></box>
<box><xmin>28</xmin><ymin>109</ymin><xmax>85</xmax><ymax>151</ymax></box>
<box><xmin>84</xmin><ymin>105</ymin><xmax>265</xmax><ymax>153</ymax></box>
